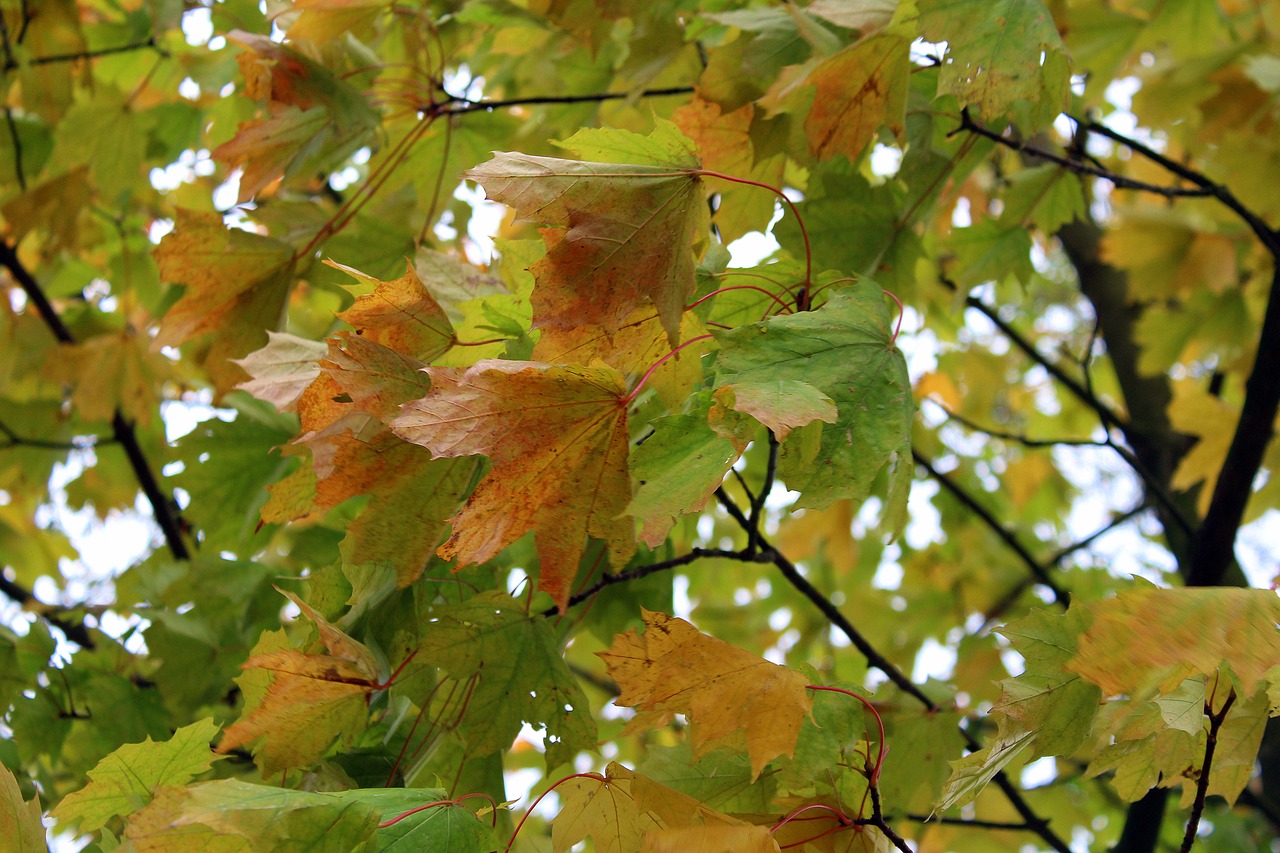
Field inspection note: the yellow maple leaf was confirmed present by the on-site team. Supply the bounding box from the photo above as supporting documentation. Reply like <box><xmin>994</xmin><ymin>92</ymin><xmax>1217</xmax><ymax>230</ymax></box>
<box><xmin>598</xmin><ymin>610</ymin><xmax>812</xmax><ymax>778</ymax></box>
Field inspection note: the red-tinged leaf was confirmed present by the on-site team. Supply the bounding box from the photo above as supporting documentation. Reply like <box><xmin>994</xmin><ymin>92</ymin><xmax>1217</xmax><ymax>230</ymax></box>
<box><xmin>393</xmin><ymin>359</ymin><xmax>635</xmax><ymax>610</ymax></box>
<box><xmin>154</xmin><ymin>209</ymin><xmax>295</xmax><ymax>392</ymax></box>
<box><xmin>465</xmin><ymin>122</ymin><xmax>708</xmax><ymax>345</ymax></box>
<box><xmin>330</xmin><ymin>259</ymin><xmax>456</xmax><ymax>362</ymax></box>
<box><xmin>672</xmin><ymin>97</ymin><xmax>784</xmax><ymax>243</ymax></box>
<box><xmin>804</xmin><ymin>32</ymin><xmax>910</xmax><ymax>162</ymax></box>
<box><xmin>234</xmin><ymin>330</ymin><xmax>327</xmax><ymax>412</ymax></box>
<box><xmin>599</xmin><ymin>610</ymin><xmax>812</xmax><ymax>778</ymax></box>
<box><xmin>215</xmin><ymin>591</ymin><xmax>382</xmax><ymax>774</ymax></box>
<box><xmin>532</xmin><ymin>306</ymin><xmax>710</xmax><ymax>410</ymax></box>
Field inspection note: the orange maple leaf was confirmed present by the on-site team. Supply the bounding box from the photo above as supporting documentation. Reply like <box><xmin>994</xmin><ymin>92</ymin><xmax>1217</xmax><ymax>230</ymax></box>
<box><xmin>598</xmin><ymin>610</ymin><xmax>812</xmax><ymax>778</ymax></box>
<box><xmin>392</xmin><ymin>359</ymin><xmax>636</xmax><ymax>611</ymax></box>
<box><xmin>465</xmin><ymin>123</ymin><xmax>708</xmax><ymax>346</ymax></box>
<box><xmin>216</xmin><ymin>592</ymin><xmax>382</xmax><ymax>774</ymax></box>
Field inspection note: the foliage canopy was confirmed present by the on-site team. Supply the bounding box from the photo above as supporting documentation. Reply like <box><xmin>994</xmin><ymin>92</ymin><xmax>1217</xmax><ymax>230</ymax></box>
<box><xmin>2</xmin><ymin>1</ymin><xmax>1280</xmax><ymax>852</ymax></box>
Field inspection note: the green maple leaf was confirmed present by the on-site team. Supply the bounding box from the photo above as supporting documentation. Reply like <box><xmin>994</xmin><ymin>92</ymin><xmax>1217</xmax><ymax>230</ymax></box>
<box><xmin>0</xmin><ymin>763</ymin><xmax>45</xmax><ymax>853</ymax></box>
<box><xmin>418</xmin><ymin>591</ymin><xmax>597</xmax><ymax>769</ymax></box>
<box><xmin>714</xmin><ymin>286</ymin><xmax>913</xmax><ymax>521</ymax></box>
<box><xmin>52</xmin><ymin>718</ymin><xmax>225</xmax><ymax>833</ymax></box>
<box><xmin>917</xmin><ymin>0</ymin><xmax>1070</xmax><ymax>122</ymax></box>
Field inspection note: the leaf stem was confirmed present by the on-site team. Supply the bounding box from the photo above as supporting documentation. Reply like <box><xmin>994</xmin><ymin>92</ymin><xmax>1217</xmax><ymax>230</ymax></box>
<box><xmin>506</xmin><ymin>772</ymin><xmax>606</xmax><ymax>853</ymax></box>
<box><xmin>695</xmin><ymin>169</ymin><xmax>812</xmax><ymax>302</ymax></box>
<box><xmin>624</xmin><ymin>334</ymin><xmax>714</xmax><ymax>404</ymax></box>
<box><xmin>806</xmin><ymin>685</ymin><xmax>887</xmax><ymax>784</ymax></box>
<box><xmin>686</xmin><ymin>285</ymin><xmax>793</xmax><ymax>316</ymax></box>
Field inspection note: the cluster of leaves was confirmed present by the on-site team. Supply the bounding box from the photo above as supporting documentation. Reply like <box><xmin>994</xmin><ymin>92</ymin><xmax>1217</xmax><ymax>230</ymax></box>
<box><xmin>3</xmin><ymin>1</ymin><xmax>1280</xmax><ymax>852</ymax></box>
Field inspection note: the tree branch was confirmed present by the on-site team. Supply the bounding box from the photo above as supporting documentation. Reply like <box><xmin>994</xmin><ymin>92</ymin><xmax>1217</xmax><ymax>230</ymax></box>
<box><xmin>436</xmin><ymin>85</ymin><xmax>694</xmax><ymax>116</ymax></box>
<box><xmin>0</xmin><ymin>575</ymin><xmax>95</xmax><ymax>648</ymax></box>
<box><xmin>913</xmin><ymin>450</ymin><xmax>1070</xmax><ymax>604</ymax></box>
<box><xmin>955</xmin><ymin>109</ymin><xmax>1215</xmax><ymax>200</ymax></box>
<box><xmin>1187</xmin><ymin>262</ymin><xmax>1280</xmax><ymax>585</ymax></box>
<box><xmin>6</xmin><ymin>36</ymin><xmax>161</xmax><ymax>70</ymax></box>
<box><xmin>0</xmin><ymin>239</ymin><xmax>190</xmax><ymax>562</ymax></box>
<box><xmin>1181</xmin><ymin>689</ymin><xmax>1237</xmax><ymax>853</ymax></box>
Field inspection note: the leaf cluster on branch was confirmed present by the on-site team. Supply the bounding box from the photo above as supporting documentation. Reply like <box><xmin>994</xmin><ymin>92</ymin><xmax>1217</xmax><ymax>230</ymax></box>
<box><xmin>1</xmin><ymin>2</ymin><xmax>1280</xmax><ymax>852</ymax></box>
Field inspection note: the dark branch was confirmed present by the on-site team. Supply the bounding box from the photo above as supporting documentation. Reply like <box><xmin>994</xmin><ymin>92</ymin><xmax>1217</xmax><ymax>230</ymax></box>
<box><xmin>437</xmin><ymin>85</ymin><xmax>695</xmax><ymax>116</ymax></box>
<box><xmin>904</xmin><ymin>813</ymin><xmax>1041</xmax><ymax>830</ymax></box>
<box><xmin>543</xmin><ymin>547</ymin><xmax>760</xmax><ymax>617</ymax></box>
<box><xmin>0</xmin><ymin>575</ymin><xmax>95</xmax><ymax>648</ymax></box>
<box><xmin>913</xmin><ymin>450</ymin><xmax>1070</xmax><ymax>605</ymax></box>
<box><xmin>963</xmin><ymin>296</ymin><xmax>1125</xmax><ymax>433</ymax></box>
<box><xmin>1181</xmin><ymin>689</ymin><xmax>1238</xmax><ymax>853</ymax></box>
<box><xmin>1071</xmin><ymin>116</ymin><xmax>1280</xmax><ymax>258</ymax></box>
<box><xmin>955</xmin><ymin>109</ymin><xmax>1214</xmax><ymax>200</ymax></box>
<box><xmin>0</xmin><ymin>420</ymin><xmax>111</xmax><ymax>450</ymax></box>
<box><xmin>964</xmin><ymin>294</ymin><xmax>1196</xmax><ymax>539</ymax></box>
<box><xmin>746</xmin><ymin>430</ymin><xmax>779</xmax><ymax>555</ymax></box>
<box><xmin>1187</xmin><ymin>264</ymin><xmax>1280</xmax><ymax>585</ymax></box>
<box><xmin>929</xmin><ymin>398</ymin><xmax>1106</xmax><ymax>448</ymax></box>
<box><xmin>0</xmin><ymin>239</ymin><xmax>190</xmax><ymax>561</ymax></box>
<box><xmin>6</xmin><ymin>36</ymin><xmax>160</xmax><ymax>71</ymax></box>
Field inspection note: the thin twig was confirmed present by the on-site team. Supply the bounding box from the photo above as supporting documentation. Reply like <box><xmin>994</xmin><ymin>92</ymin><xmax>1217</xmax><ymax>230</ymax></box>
<box><xmin>955</xmin><ymin>109</ymin><xmax>1214</xmax><ymax>201</ymax></box>
<box><xmin>1180</xmin><ymin>689</ymin><xmax>1237</xmax><ymax>852</ymax></box>
<box><xmin>929</xmin><ymin>399</ymin><xmax>1106</xmax><ymax>448</ymax></box>
<box><xmin>541</xmin><ymin>547</ymin><xmax>759</xmax><ymax>618</ymax></box>
<box><xmin>7</xmin><ymin>36</ymin><xmax>160</xmax><ymax>70</ymax></box>
<box><xmin>904</xmin><ymin>813</ymin><xmax>1039</xmax><ymax>830</ymax></box>
<box><xmin>436</xmin><ymin>85</ymin><xmax>694</xmax><ymax>116</ymax></box>
<box><xmin>913</xmin><ymin>450</ymin><xmax>1070</xmax><ymax>604</ymax></box>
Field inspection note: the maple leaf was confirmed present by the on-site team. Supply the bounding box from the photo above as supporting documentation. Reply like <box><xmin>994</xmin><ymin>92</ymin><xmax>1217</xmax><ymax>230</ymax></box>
<box><xmin>0</xmin><ymin>763</ymin><xmax>44</xmax><ymax>853</ymax></box>
<box><xmin>216</xmin><ymin>591</ymin><xmax>383</xmax><ymax>775</ymax></box>
<box><xmin>626</xmin><ymin>412</ymin><xmax>746</xmax><ymax>548</ymax></box>
<box><xmin>712</xmin><ymin>380</ymin><xmax>837</xmax><ymax>441</ymax></box>
<box><xmin>213</xmin><ymin>32</ymin><xmax>378</xmax><ymax>202</ymax></box>
<box><xmin>42</xmin><ymin>330</ymin><xmax>175</xmax><ymax>425</ymax></box>
<box><xmin>803</xmin><ymin>31</ymin><xmax>910</xmax><ymax>162</ymax></box>
<box><xmin>52</xmin><ymin>719</ymin><xmax>225</xmax><ymax>833</ymax></box>
<box><xmin>672</xmin><ymin>97</ymin><xmax>784</xmax><ymax>243</ymax></box>
<box><xmin>154</xmin><ymin>209</ymin><xmax>295</xmax><ymax>392</ymax></box>
<box><xmin>642</xmin><ymin>824</ymin><xmax>781</xmax><ymax>853</ymax></box>
<box><xmin>917</xmin><ymin>0</ymin><xmax>1070</xmax><ymax>121</ymax></box>
<box><xmin>533</xmin><ymin>306</ymin><xmax>710</xmax><ymax>410</ymax></box>
<box><xmin>1067</xmin><ymin>585</ymin><xmax>1280</xmax><ymax>697</ymax></box>
<box><xmin>714</xmin><ymin>287</ymin><xmax>913</xmax><ymax>521</ymax></box>
<box><xmin>465</xmin><ymin>121</ymin><xmax>708</xmax><ymax>345</ymax></box>
<box><xmin>330</xmin><ymin>259</ymin><xmax>456</xmax><ymax>362</ymax></box>
<box><xmin>598</xmin><ymin>610</ymin><xmax>812</xmax><ymax>778</ymax></box>
<box><xmin>393</xmin><ymin>359</ymin><xmax>635</xmax><ymax>611</ymax></box>
<box><xmin>418</xmin><ymin>591</ymin><xmax>596</xmax><ymax>769</ymax></box>
<box><xmin>554</xmin><ymin>762</ymin><xmax>750</xmax><ymax>853</ymax></box>
<box><xmin>994</xmin><ymin>606</ymin><xmax>1102</xmax><ymax>758</ymax></box>
<box><xmin>233</xmin><ymin>331</ymin><xmax>326</xmax><ymax>412</ymax></box>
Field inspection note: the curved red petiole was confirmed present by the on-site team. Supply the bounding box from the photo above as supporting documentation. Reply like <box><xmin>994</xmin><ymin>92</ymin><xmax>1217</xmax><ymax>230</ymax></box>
<box><xmin>807</xmin><ymin>685</ymin><xmax>888</xmax><ymax>785</ymax></box>
<box><xmin>506</xmin><ymin>772</ymin><xmax>607</xmax><ymax>852</ymax></box>
<box><xmin>624</xmin><ymin>334</ymin><xmax>715</xmax><ymax>404</ymax></box>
